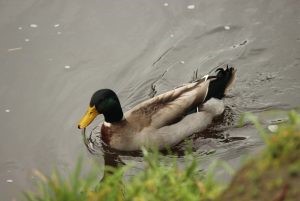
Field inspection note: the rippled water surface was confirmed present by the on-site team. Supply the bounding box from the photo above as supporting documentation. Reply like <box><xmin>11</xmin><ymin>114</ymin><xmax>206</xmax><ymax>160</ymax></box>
<box><xmin>0</xmin><ymin>0</ymin><xmax>300</xmax><ymax>200</ymax></box>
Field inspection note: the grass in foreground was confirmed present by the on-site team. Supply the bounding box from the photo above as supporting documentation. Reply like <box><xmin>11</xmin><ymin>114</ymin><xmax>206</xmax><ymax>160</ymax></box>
<box><xmin>25</xmin><ymin>111</ymin><xmax>300</xmax><ymax>201</ymax></box>
<box><xmin>25</xmin><ymin>149</ymin><xmax>223</xmax><ymax>201</ymax></box>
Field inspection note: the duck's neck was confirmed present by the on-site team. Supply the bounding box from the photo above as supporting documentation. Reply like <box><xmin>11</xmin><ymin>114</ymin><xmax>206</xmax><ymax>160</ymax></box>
<box><xmin>103</xmin><ymin>105</ymin><xmax>124</xmax><ymax>123</ymax></box>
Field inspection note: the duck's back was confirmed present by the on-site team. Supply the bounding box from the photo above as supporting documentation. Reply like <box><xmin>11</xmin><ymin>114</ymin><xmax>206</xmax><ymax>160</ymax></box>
<box><xmin>124</xmin><ymin>78</ymin><xmax>210</xmax><ymax>130</ymax></box>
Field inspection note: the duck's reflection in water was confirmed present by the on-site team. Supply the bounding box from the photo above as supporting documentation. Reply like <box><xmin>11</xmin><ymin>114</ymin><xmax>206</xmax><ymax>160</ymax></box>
<box><xmin>82</xmin><ymin>126</ymin><xmax>137</xmax><ymax>168</ymax></box>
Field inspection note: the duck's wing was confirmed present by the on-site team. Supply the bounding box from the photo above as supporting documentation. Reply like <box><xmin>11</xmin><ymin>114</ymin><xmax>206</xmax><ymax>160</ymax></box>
<box><xmin>125</xmin><ymin>78</ymin><xmax>210</xmax><ymax>129</ymax></box>
<box><xmin>143</xmin><ymin>98</ymin><xmax>225</xmax><ymax>149</ymax></box>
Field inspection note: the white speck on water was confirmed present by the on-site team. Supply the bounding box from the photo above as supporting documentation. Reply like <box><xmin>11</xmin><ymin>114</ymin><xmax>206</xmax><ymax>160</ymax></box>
<box><xmin>57</xmin><ymin>31</ymin><xmax>62</xmax><ymax>35</ymax></box>
<box><xmin>224</xmin><ymin>25</ymin><xmax>231</xmax><ymax>30</ymax></box>
<box><xmin>187</xmin><ymin>5</ymin><xmax>195</xmax><ymax>9</ymax></box>
<box><xmin>8</xmin><ymin>47</ymin><xmax>22</xmax><ymax>52</ymax></box>
<box><xmin>54</xmin><ymin>24</ymin><xmax>60</xmax><ymax>28</ymax></box>
<box><xmin>64</xmin><ymin>65</ymin><xmax>71</xmax><ymax>69</ymax></box>
<box><xmin>30</xmin><ymin>24</ymin><xmax>38</xmax><ymax>28</ymax></box>
<box><xmin>25</xmin><ymin>38</ymin><xmax>30</xmax><ymax>42</ymax></box>
<box><xmin>180</xmin><ymin>60</ymin><xmax>185</xmax><ymax>64</ymax></box>
<box><xmin>48</xmin><ymin>58</ymin><xmax>53</xmax><ymax>61</ymax></box>
<box><xmin>163</xmin><ymin>3</ymin><xmax>168</xmax><ymax>7</ymax></box>
<box><xmin>18</xmin><ymin>27</ymin><xmax>23</xmax><ymax>30</ymax></box>
<box><xmin>268</xmin><ymin>125</ymin><xmax>278</xmax><ymax>133</ymax></box>
<box><xmin>6</xmin><ymin>179</ymin><xmax>13</xmax><ymax>183</ymax></box>
<box><xmin>5</xmin><ymin>109</ymin><xmax>10</xmax><ymax>113</ymax></box>
<box><xmin>170</xmin><ymin>34</ymin><xmax>174</xmax><ymax>38</ymax></box>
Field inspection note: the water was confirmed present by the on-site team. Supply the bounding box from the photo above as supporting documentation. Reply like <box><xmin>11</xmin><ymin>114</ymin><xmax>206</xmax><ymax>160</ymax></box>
<box><xmin>0</xmin><ymin>0</ymin><xmax>299</xmax><ymax>200</ymax></box>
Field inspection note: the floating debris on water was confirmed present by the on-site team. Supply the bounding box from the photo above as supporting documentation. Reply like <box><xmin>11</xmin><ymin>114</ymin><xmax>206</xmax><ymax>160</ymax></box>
<box><xmin>187</xmin><ymin>5</ymin><xmax>195</xmax><ymax>9</ymax></box>
<box><xmin>224</xmin><ymin>25</ymin><xmax>231</xmax><ymax>30</ymax></box>
<box><xmin>270</xmin><ymin>118</ymin><xmax>286</xmax><ymax>124</ymax></box>
<box><xmin>266</xmin><ymin>74</ymin><xmax>275</xmax><ymax>80</ymax></box>
<box><xmin>240</xmin><ymin>40</ymin><xmax>247</xmax><ymax>46</ymax></box>
<box><xmin>64</xmin><ymin>65</ymin><xmax>71</xmax><ymax>69</ymax></box>
<box><xmin>163</xmin><ymin>3</ymin><xmax>168</xmax><ymax>7</ymax></box>
<box><xmin>180</xmin><ymin>60</ymin><xmax>185</xmax><ymax>64</ymax></box>
<box><xmin>25</xmin><ymin>38</ymin><xmax>30</xmax><ymax>42</ymax></box>
<box><xmin>258</xmin><ymin>72</ymin><xmax>277</xmax><ymax>81</ymax></box>
<box><xmin>204</xmin><ymin>149</ymin><xmax>216</xmax><ymax>155</ymax></box>
<box><xmin>8</xmin><ymin>47</ymin><xmax>22</xmax><ymax>52</ymax></box>
<box><xmin>224</xmin><ymin>133</ymin><xmax>230</xmax><ymax>140</ymax></box>
<box><xmin>5</xmin><ymin>109</ymin><xmax>10</xmax><ymax>113</ymax></box>
<box><xmin>18</xmin><ymin>27</ymin><xmax>23</xmax><ymax>30</ymax></box>
<box><xmin>6</xmin><ymin>179</ymin><xmax>13</xmax><ymax>183</ymax></box>
<box><xmin>232</xmin><ymin>40</ymin><xmax>248</xmax><ymax>48</ymax></box>
<box><xmin>170</xmin><ymin>34</ymin><xmax>174</xmax><ymax>38</ymax></box>
<box><xmin>30</xmin><ymin>24</ymin><xmax>38</xmax><ymax>28</ymax></box>
<box><xmin>54</xmin><ymin>24</ymin><xmax>60</xmax><ymax>28</ymax></box>
<box><xmin>268</xmin><ymin>125</ymin><xmax>278</xmax><ymax>133</ymax></box>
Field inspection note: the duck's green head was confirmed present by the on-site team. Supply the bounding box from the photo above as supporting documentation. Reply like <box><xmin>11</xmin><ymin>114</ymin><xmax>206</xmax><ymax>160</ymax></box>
<box><xmin>78</xmin><ymin>89</ymin><xmax>123</xmax><ymax>129</ymax></box>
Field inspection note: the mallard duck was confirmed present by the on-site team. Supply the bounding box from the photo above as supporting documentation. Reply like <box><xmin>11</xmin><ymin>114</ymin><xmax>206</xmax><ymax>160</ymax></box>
<box><xmin>78</xmin><ymin>66</ymin><xmax>236</xmax><ymax>151</ymax></box>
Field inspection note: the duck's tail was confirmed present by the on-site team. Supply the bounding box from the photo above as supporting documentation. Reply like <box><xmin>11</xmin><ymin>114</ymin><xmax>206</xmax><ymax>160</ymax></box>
<box><xmin>204</xmin><ymin>65</ymin><xmax>236</xmax><ymax>101</ymax></box>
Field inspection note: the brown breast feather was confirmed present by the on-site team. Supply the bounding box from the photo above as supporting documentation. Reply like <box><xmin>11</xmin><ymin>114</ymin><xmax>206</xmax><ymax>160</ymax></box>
<box><xmin>101</xmin><ymin>124</ymin><xmax>112</xmax><ymax>145</ymax></box>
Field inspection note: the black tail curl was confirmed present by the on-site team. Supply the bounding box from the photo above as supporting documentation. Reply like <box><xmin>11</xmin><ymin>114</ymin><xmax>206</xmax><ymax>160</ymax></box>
<box><xmin>204</xmin><ymin>65</ymin><xmax>236</xmax><ymax>102</ymax></box>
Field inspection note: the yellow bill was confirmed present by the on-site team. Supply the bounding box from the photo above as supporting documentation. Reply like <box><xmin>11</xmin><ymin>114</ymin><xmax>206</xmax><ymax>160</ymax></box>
<box><xmin>78</xmin><ymin>106</ymin><xmax>99</xmax><ymax>129</ymax></box>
